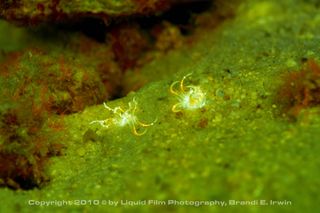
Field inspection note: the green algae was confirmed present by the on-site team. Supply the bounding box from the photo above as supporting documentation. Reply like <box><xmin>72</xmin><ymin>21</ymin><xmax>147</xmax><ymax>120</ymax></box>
<box><xmin>0</xmin><ymin>0</ymin><xmax>320</xmax><ymax>212</ymax></box>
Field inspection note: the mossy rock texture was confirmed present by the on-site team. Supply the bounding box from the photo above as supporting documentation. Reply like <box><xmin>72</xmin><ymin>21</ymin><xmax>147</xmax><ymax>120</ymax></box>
<box><xmin>0</xmin><ymin>0</ymin><xmax>175</xmax><ymax>24</ymax></box>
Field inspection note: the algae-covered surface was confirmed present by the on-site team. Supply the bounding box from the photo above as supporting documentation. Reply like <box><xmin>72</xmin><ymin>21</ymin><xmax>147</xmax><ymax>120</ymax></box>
<box><xmin>1</xmin><ymin>0</ymin><xmax>320</xmax><ymax>212</ymax></box>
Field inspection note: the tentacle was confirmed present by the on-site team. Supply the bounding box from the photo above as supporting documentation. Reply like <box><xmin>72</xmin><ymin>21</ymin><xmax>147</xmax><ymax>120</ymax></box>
<box><xmin>130</xmin><ymin>98</ymin><xmax>138</xmax><ymax>113</ymax></box>
<box><xmin>181</xmin><ymin>73</ymin><xmax>192</xmax><ymax>92</ymax></box>
<box><xmin>132</xmin><ymin>125</ymin><xmax>147</xmax><ymax>136</ymax></box>
<box><xmin>89</xmin><ymin>120</ymin><xmax>101</xmax><ymax>125</ymax></box>
<box><xmin>90</xmin><ymin>120</ymin><xmax>108</xmax><ymax>128</ymax></box>
<box><xmin>172</xmin><ymin>103</ymin><xmax>183</xmax><ymax>112</ymax></box>
<box><xmin>170</xmin><ymin>81</ymin><xmax>180</xmax><ymax>95</ymax></box>
<box><xmin>114</xmin><ymin>106</ymin><xmax>125</xmax><ymax>115</ymax></box>
<box><xmin>138</xmin><ymin>117</ymin><xmax>157</xmax><ymax>127</ymax></box>
<box><xmin>103</xmin><ymin>102</ymin><xmax>112</xmax><ymax>111</ymax></box>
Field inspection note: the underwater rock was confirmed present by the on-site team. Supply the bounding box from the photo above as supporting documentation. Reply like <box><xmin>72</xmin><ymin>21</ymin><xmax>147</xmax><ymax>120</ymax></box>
<box><xmin>0</xmin><ymin>0</ymin><xmax>176</xmax><ymax>25</ymax></box>
<box><xmin>276</xmin><ymin>59</ymin><xmax>320</xmax><ymax>120</ymax></box>
<box><xmin>0</xmin><ymin>47</ymin><xmax>108</xmax><ymax>114</ymax></box>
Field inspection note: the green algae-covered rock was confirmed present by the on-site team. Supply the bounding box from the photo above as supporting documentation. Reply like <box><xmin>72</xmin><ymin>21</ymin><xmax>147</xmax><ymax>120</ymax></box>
<box><xmin>0</xmin><ymin>0</ymin><xmax>174</xmax><ymax>24</ymax></box>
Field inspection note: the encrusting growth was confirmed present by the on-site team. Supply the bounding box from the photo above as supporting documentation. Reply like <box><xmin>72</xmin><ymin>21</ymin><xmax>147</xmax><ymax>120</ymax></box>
<box><xmin>276</xmin><ymin>59</ymin><xmax>320</xmax><ymax>119</ymax></box>
<box><xmin>90</xmin><ymin>98</ymin><xmax>156</xmax><ymax>136</ymax></box>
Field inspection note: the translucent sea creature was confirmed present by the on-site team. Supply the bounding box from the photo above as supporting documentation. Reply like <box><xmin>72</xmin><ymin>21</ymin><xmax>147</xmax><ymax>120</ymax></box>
<box><xmin>90</xmin><ymin>98</ymin><xmax>156</xmax><ymax>136</ymax></box>
<box><xmin>170</xmin><ymin>73</ymin><xmax>206</xmax><ymax>112</ymax></box>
